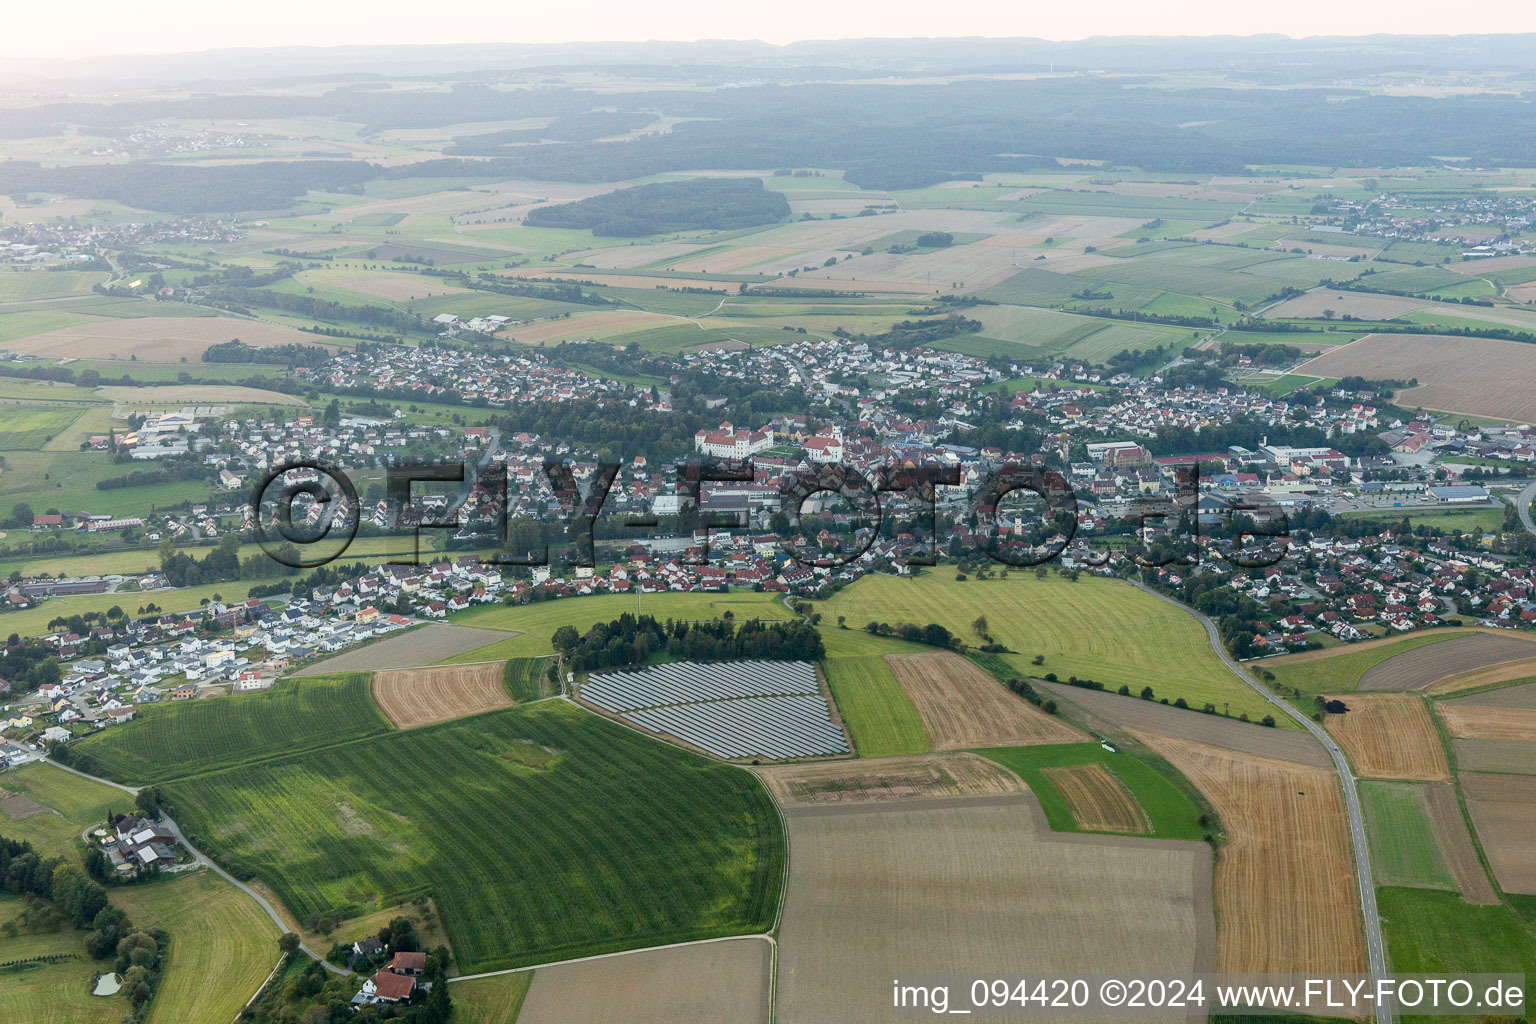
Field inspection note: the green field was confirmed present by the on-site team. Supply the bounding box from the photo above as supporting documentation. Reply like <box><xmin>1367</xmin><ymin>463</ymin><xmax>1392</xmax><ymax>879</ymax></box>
<box><xmin>1377</xmin><ymin>887</ymin><xmax>1536</xmax><ymax>1020</ymax></box>
<box><xmin>501</xmin><ymin>656</ymin><xmax>551</xmax><ymax>702</ymax></box>
<box><xmin>0</xmin><ymin>269</ymin><xmax>108</xmax><ymax>302</ymax></box>
<box><xmin>0</xmin><ymin>761</ymin><xmax>125</xmax><ymax>862</ymax></box>
<box><xmin>817</xmin><ymin>573</ymin><xmax>1284</xmax><ymax>724</ymax></box>
<box><xmin>0</xmin><ymin>406</ymin><xmax>86</xmax><ymax>450</ymax></box>
<box><xmin>450</xmin><ymin>971</ymin><xmax>533</xmax><ymax>1023</ymax></box>
<box><xmin>0</xmin><ymin>898</ymin><xmax>120</xmax><ymax>1024</ymax></box>
<box><xmin>1334</xmin><ymin>504</ymin><xmax>1509</xmax><ymax>535</ymax></box>
<box><xmin>159</xmin><ymin>700</ymin><xmax>783</xmax><ymax>972</ymax></box>
<box><xmin>74</xmin><ymin>674</ymin><xmax>391</xmax><ymax>784</ymax></box>
<box><xmin>821</xmin><ymin>654</ymin><xmax>929</xmax><ymax>757</ymax></box>
<box><xmin>976</xmin><ymin>742</ymin><xmax>1207</xmax><ymax>840</ymax></box>
<box><xmin>0</xmin><ymin>449</ymin><xmax>215</xmax><ymax>517</ymax></box>
<box><xmin>445</xmin><ymin>590</ymin><xmax>793</xmax><ymax>662</ymax></box>
<box><xmin>1262</xmin><ymin>631</ymin><xmax>1472</xmax><ymax>695</ymax></box>
<box><xmin>110</xmin><ymin>871</ymin><xmax>281</xmax><ymax>1024</ymax></box>
<box><xmin>1358</xmin><ymin>782</ymin><xmax>1454</xmax><ymax>890</ymax></box>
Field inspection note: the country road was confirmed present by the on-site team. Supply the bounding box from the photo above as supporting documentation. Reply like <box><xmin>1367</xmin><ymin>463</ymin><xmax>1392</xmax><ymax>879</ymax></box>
<box><xmin>1518</xmin><ymin>479</ymin><xmax>1536</xmax><ymax>537</ymax></box>
<box><xmin>42</xmin><ymin>758</ymin><xmax>345</xmax><ymax>976</ymax></box>
<box><xmin>1128</xmin><ymin>583</ymin><xmax>1392</xmax><ymax>1024</ymax></box>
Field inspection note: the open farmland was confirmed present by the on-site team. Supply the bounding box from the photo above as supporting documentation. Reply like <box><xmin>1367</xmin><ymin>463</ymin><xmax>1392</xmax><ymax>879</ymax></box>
<box><xmin>0</xmin><ymin>761</ymin><xmax>124</xmax><ymax>863</ymax></box>
<box><xmin>372</xmin><ymin>661</ymin><xmax>512</xmax><ymax>728</ymax></box>
<box><xmin>294</xmin><ymin>623</ymin><xmax>514</xmax><ymax>674</ymax></box>
<box><xmin>1423</xmin><ymin>782</ymin><xmax>1500</xmax><ymax>904</ymax></box>
<box><xmin>0</xmin><ymin>900</ymin><xmax>121</xmax><ymax>1024</ymax></box>
<box><xmin>1438</xmin><ymin>703</ymin><xmax>1536</xmax><ymax>740</ymax></box>
<box><xmin>1357</xmin><ymin>633</ymin><xmax>1536</xmax><ymax>691</ymax></box>
<box><xmin>1440</xmin><ymin>679</ymin><xmax>1536</xmax><ymax>708</ymax></box>
<box><xmin>72</xmin><ymin>673</ymin><xmax>392</xmax><ymax>783</ymax></box>
<box><xmin>158</xmin><ymin>700</ymin><xmax>783</xmax><ymax>973</ymax></box>
<box><xmin>1037</xmin><ymin>680</ymin><xmax>1329</xmax><ymax>767</ymax></box>
<box><xmin>1262</xmin><ymin>630</ymin><xmax>1473</xmax><ymax>694</ymax></box>
<box><xmin>1426</xmin><ymin>659</ymin><xmax>1536</xmax><ymax>695</ymax></box>
<box><xmin>110</xmin><ymin>871</ymin><xmax>281</xmax><ymax>1024</ymax></box>
<box><xmin>1299</xmin><ymin>334</ymin><xmax>1536</xmax><ymax>423</ymax></box>
<box><xmin>818</xmin><ymin>574</ymin><xmax>1281</xmax><ymax>724</ymax></box>
<box><xmin>883</xmin><ymin>650</ymin><xmax>1087</xmax><ymax>748</ymax></box>
<box><xmin>755</xmin><ymin>751</ymin><xmax>1025</xmax><ymax>806</ymax></box>
<box><xmin>1322</xmin><ymin>694</ymin><xmax>1449</xmax><ymax>780</ymax></box>
<box><xmin>0</xmin><ymin>406</ymin><xmax>84</xmax><ymax>450</ymax></box>
<box><xmin>1357</xmin><ymin>781</ymin><xmax>1455</xmax><ymax>890</ymax></box>
<box><xmin>1460</xmin><ymin>772</ymin><xmax>1536</xmax><ymax>894</ymax></box>
<box><xmin>1132</xmin><ymin>732</ymin><xmax>1366</xmax><ymax>975</ymax></box>
<box><xmin>774</xmin><ymin>796</ymin><xmax>1213</xmax><ymax>1023</ymax></box>
<box><xmin>0</xmin><ymin>316</ymin><xmax>332</xmax><ymax>361</ymax></box>
<box><xmin>1040</xmin><ymin>763</ymin><xmax>1150</xmax><ymax>834</ymax></box>
<box><xmin>1453</xmin><ymin>738</ymin><xmax>1536</xmax><ymax>775</ymax></box>
<box><xmin>820</xmin><ymin>654</ymin><xmax>929</xmax><ymax>757</ymax></box>
<box><xmin>481</xmin><ymin>937</ymin><xmax>771</xmax><ymax>1024</ymax></box>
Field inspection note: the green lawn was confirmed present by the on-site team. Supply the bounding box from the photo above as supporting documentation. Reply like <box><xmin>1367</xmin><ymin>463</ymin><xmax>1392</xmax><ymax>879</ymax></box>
<box><xmin>1263</xmin><ymin>631</ymin><xmax>1473</xmax><ymax>695</ymax></box>
<box><xmin>450</xmin><ymin>972</ymin><xmax>533</xmax><ymax>1023</ymax></box>
<box><xmin>0</xmin><ymin>903</ymin><xmax>121</xmax><ymax>1024</ymax></box>
<box><xmin>821</xmin><ymin>654</ymin><xmax>929</xmax><ymax>757</ymax></box>
<box><xmin>160</xmin><ymin>700</ymin><xmax>784</xmax><ymax>973</ymax></box>
<box><xmin>1358</xmin><ymin>782</ymin><xmax>1454</xmax><ymax>890</ymax></box>
<box><xmin>976</xmin><ymin>742</ymin><xmax>1208</xmax><ymax>840</ymax></box>
<box><xmin>0</xmin><ymin>761</ymin><xmax>124</xmax><ymax>862</ymax></box>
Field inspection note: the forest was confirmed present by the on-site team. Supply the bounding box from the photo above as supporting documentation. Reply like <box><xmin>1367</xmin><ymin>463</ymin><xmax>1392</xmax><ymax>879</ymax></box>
<box><xmin>525</xmin><ymin>177</ymin><xmax>790</xmax><ymax>236</ymax></box>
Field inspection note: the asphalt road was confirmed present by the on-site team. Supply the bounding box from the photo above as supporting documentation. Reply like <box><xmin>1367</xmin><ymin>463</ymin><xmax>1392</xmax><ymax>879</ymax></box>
<box><xmin>1129</xmin><ymin>582</ymin><xmax>1392</xmax><ymax>1024</ymax></box>
<box><xmin>1518</xmin><ymin>479</ymin><xmax>1536</xmax><ymax>537</ymax></box>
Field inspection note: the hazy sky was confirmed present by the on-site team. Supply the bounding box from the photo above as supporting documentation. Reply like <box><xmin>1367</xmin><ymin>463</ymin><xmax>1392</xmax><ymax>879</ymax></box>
<box><xmin>8</xmin><ymin>0</ymin><xmax>1535</xmax><ymax>61</ymax></box>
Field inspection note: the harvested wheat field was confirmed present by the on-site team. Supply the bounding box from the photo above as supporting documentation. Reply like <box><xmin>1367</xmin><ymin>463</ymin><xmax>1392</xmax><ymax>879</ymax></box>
<box><xmin>1441</xmin><ymin>679</ymin><xmax>1536</xmax><ymax>709</ymax></box>
<box><xmin>1453</xmin><ymin>738</ymin><xmax>1536</xmax><ymax>775</ymax></box>
<box><xmin>1357</xmin><ymin>633</ymin><xmax>1536</xmax><ymax>692</ymax></box>
<box><xmin>1323</xmin><ymin>694</ymin><xmax>1449</xmax><ymax>781</ymax></box>
<box><xmin>1132</xmin><ymin>731</ymin><xmax>1366</xmax><ymax>975</ymax></box>
<box><xmin>303</xmin><ymin>269</ymin><xmax>470</xmax><ymax>302</ymax></box>
<box><xmin>1041</xmin><ymin>763</ymin><xmax>1150</xmax><ymax>834</ymax></box>
<box><xmin>1037</xmin><ymin>681</ymin><xmax>1329</xmax><ymax>767</ymax></box>
<box><xmin>1439</xmin><ymin>703</ymin><xmax>1536</xmax><ymax>741</ymax></box>
<box><xmin>775</xmin><ymin>797</ymin><xmax>1213</xmax><ymax>1024</ymax></box>
<box><xmin>509</xmin><ymin>937</ymin><xmax>770</xmax><ymax>1024</ymax></box>
<box><xmin>1299</xmin><ymin>334</ymin><xmax>1536</xmax><ymax>425</ymax></box>
<box><xmin>372</xmin><ymin>661</ymin><xmax>511</xmax><ymax>728</ymax></box>
<box><xmin>1461</xmin><ymin>772</ymin><xmax>1536</xmax><ymax>894</ymax></box>
<box><xmin>6</xmin><ymin>316</ymin><xmax>330</xmax><ymax>361</ymax></box>
<box><xmin>883</xmin><ymin>651</ymin><xmax>1085</xmax><ymax>749</ymax></box>
<box><xmin>294</xmin><ymin>624</ymin><xmax>514</xmax><ymax>674</ymax></box>
<box><xmin>755</xmin><ymin>751</ymin><xmax>1026</xmax><ymax>806</ymax></box>
<box><xmin>1267</xmin><ymin>290</ymin><xmax>1433</xmax><ymax>320</ymax></box>
<box><xmin>1423</xmin><ymin>782</ymin><xmax>1499</xmax><ymax>904</ymax></box>
<box><xmin>1427</xmin><ymin>659</ymin><xmax>1536</xmax><ymax>695</ymax></box>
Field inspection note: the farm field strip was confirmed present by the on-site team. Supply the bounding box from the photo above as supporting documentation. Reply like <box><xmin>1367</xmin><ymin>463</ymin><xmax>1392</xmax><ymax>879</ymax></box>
<box><xmin>754</xmin><ymin>751</ymin><xmax>1025</xmax><ymax>806</ymax></box>
<box><xmin>1357</xmin><ymin>633</ymin><xmax>1536</xmax><ymax>692</ymax></box>
<box><xmin>1437</xmin><ymin>703</ymin><xmax>1536</xmax><ymax>740</ymax></box>
<box><xmin>1299</xmin><ymin>333</ymin><xmax>1536</xmax><ymax>424</ymax></box>
<box><xmin>1132</xmin><ymin>731</ymin><xmax>1367</xmax><ymax>975</ymax></box>
<box><xmin>1422</xmin><ymin>782</ymin><xmax>1500</xmax><ymax>904</ymax></box>
<box><xmin>1039</xmin><ymin>763</ymin><xmax>1150</xmax><ymax>834</ymax></box>
<box><xmin>1357</xmin><ymin>781</ymin><xmax>1455</xmax><ymax>890</ymax></box>
<box><xmin>372</xmin><ymin>661</ymin><xmax>513</xmax><ymax>728</ymax></box>
<box><xmin>884</xmin><ymin>651</ymin><xmax>1087</xmax><ymax>749</ymax></box>
<box><xmin>1459</xmin><ymin>772</ymin><xmax>1536</xmax><ymax>895</ymax></box>
<box><xmin>1322</xmin><ymin>693</ymin><xmax>1450</xmax><ymax>781</ymax></box>
<box><xmin>294</xmin><ymin>623</ymin><xmax>518</xmax><ymax>674</ymax></box>
<box><xmin>820</xmin><ymin>654</ymin><xmax>929</xmax><ymax>757</ymax></box>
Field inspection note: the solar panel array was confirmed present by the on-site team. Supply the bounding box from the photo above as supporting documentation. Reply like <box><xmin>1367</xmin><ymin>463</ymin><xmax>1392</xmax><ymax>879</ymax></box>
<box><xmin>582</xmin><ymin>661</ymin><xmax>849</xmax><ymax>760</ymax></box>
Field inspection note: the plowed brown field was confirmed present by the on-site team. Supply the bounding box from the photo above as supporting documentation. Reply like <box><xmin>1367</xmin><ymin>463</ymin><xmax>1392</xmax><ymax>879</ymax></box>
<box><xmin>1358</xmin><ymin>633</ymin><xmax>1536</xmax><ymax>692</ymax></box>
<box><xmin>1041</xmin><ymin>763</ymin><xmax>1150</xmax><ymax>834</ymax></box>
<box><xmin>884</xmin><ymin>651</ymin><xmax>1086</xmax><ymax>749</ymax></box>
<box><xmin>755</xmin><ymin>752</ymin><xmax>1026</xmax><ymax>806</ymax></box>
<box><xmin>371</xmin><ymin>661</ymin><xmax>510</xmax><ymax>728</ymax></box>
<box><xmin>1423</xmin><ymin>783</ymin><xmax>1499</xmax><ymax>904</ymax></box>
<box><xmin>1323</xmin><ymin>694</ymin><xmax>1449</xmax><ymax>781</ymax></box>
<box><xmin>1461</xmin><ymin>773</ymin><xmax>1536</xmax><ymax>894</ymax></box>
<box><xmin>1439</xmin><ymin>704</ymin><xmax>1536</xmax><ymax>741</ymax></box>
<box><xmin>1133</xmin><ymin>731</ymin><xmax>1367</xmax><ymax>975</ymax></box>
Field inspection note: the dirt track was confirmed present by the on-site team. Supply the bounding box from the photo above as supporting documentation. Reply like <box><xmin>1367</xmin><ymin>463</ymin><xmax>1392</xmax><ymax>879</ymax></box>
<box><xmin>1133</xmin><ymin>732</ymin><xmax>1367</xmax><ymax>975</ymax></box>
<box><xmin>1323</xmin><ymin>694</ymin><xmax>1449</xmax><ymax>781</ymax></box>
<box><xmin>884</xmin><ymin>651</ymin><xmax>1086</xmax><ymax>749</ymax></box>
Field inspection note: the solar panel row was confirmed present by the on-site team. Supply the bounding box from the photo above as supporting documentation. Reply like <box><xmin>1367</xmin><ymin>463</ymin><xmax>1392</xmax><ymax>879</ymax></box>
<box><xmin>583</xmin><ymin>660</ymin><xmax>847</xmax><ymax>760</ymax></box>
